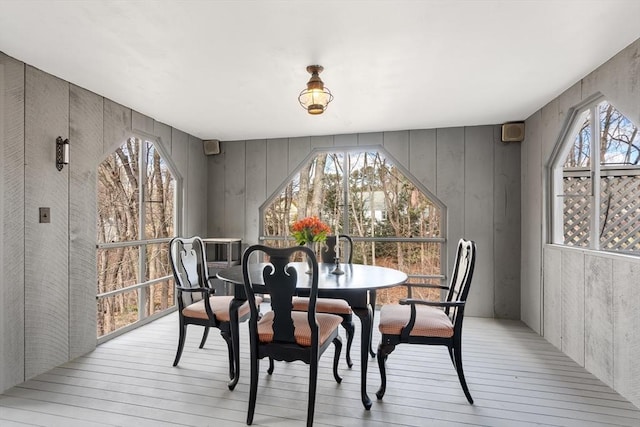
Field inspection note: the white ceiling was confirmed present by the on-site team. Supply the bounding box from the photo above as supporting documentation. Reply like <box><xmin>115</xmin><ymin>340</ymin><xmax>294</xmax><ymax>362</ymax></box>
<box><xmin>1</xmin><ymin>1</ymin><xmax>640</xmax><ymax>142</ymax></box>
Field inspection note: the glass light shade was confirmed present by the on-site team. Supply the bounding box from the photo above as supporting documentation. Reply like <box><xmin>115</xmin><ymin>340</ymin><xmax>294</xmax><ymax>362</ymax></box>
<box><xmin>62</xmin><ymin>140</ymin><xmax>70</xmax><ymax>164</ymax></box>
<box><xmin>298</xmin><ymin>65</ymin><xmax>334</xmax><ymax>115</ymax></box>
<box><xmin>298</xmin><ymin>87</ymin><xmax>334</xmax><ymax>115</ymax></box>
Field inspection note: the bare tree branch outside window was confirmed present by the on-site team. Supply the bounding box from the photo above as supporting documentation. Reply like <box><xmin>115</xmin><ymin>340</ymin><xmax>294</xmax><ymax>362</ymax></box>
<box><xmin>97</xmin><ymin>138</ymin><xmax>176</xmax><ymax>337</ymax></box>
<box><xmin>262</xmin><ymin>149</ymin><xmax>444</xmax><ymax>304</ymax></box>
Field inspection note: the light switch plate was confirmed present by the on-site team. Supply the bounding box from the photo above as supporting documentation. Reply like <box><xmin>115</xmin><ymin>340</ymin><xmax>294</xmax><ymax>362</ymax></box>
<box><xmin>39</xmin><ymin>207</ymin><xmax>50</xmax><ymax>223</ymax></box>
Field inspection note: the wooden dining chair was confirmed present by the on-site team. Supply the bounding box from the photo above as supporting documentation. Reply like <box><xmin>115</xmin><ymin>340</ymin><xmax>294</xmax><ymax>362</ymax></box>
<box><xmin>376</xmin><ymin>238</ymin><xmax>477</xmax><ymax>404</ymax></box>
<box><xmin>319</xmin><ymin>234</ymin><xmax>353</xmax><ymax>264</ymax></box>
<box><xmin>292</xmin><ymin>234</ymin><xmax>356</xmax><ymax>367</ymax></box>
<box><xmin>242</xmin><ymin>244</ymin><xmax>343</xmax><ymax>427</ymax></box>
<box><xmin>169</xmin><ymin>236</ymin><xmax>262</xmax><ymax>390</ymax></box>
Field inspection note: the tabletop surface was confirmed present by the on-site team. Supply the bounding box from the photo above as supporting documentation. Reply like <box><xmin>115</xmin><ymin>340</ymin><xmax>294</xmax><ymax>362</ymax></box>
<box><xmin>202</xmin><ymin>237</ymin><xmax>242</xmax><ymax>243</ymax></box>
<box><xmin>216</xmin><ymin>262</ymin><xmax>408</xmax><ymax>291</ymax></box>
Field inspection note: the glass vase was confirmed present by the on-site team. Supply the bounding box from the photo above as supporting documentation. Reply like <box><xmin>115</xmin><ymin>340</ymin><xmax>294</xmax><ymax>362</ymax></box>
<box><xmin>304</xmin><ymin>242</ymin><xmax>315</xmax><ymax>274</ymax></box>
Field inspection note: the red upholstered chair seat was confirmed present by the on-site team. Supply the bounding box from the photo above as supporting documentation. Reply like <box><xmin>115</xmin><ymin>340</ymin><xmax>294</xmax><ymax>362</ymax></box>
<box><xmin>257</xmin><ymin>311</ymin><xmax>343</xmax><ymax>346</ymax></box>
<box><xmin>291</xmin><ymin>295</ymin><xmax>355</xmax><ymax>367</ymax></box>
<box><xmin>182</xmin><ymin>295</ymin><xmax>262</xmax><ymax>322</ymax></box>
<box><xmin>291</xmin><ymin>296</ymin><xmax>353</xmax><ymax>315</ymax></box>
<box><xmin>378</xmin><ymin>304</ymin><xmax>453</xmax><ymax>338</ymax></box>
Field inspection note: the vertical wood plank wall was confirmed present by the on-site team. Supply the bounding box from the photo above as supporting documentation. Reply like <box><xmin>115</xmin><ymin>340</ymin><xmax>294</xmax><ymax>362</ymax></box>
<box><xmin>521</xmin><ymin>38</ymin><xmax>640</xmax><ymax>408</ymax></box>
<box><xmin>0</xmin><ymin>53</ymin><xmax>208</xmax><ymax>393</ymax></box>
<box><xmin>0</xmin><ymin>53</ymin><xmax>26</xmax><ymax>392</ymax></box>
<box><xmin>464</xmin><ymin>126</ymin><xmax>495</xmax><ymax>314</ymax></box>
<box><xmin>206</xmin><ymin>125</ymin><xmax>521</xmax><ymax>319</ymax></box>
<box><xmin>25</xmin><ymin>66</ymin><xmax>70</xmax><ymax>378</ymax></box>
<box><xmin>69</xmin><ymin>84</ymin><xmax>103</xmax><ymax>359</ymax></box>
<box><xmin>494</xmin><ymin>128</ymin><xmax>521</xmax><ymax>319</ymax></box>
<box><xmin>186</xmin><ymin>135</ymin><xmax>208</xmax><ymax>236</ymax></box>
<box><xmin>0</xmin><ymin>62</ymin><xmax>4</xmax><ymax>390</ymax></box>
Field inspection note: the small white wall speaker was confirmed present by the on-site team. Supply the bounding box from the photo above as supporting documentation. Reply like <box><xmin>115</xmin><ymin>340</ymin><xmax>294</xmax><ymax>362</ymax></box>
<box><xmin>501</xmin><ymin>122</ymin><xmax>525</xmax><ymax>143</ymax></box>
<box><xmin>203</xmin><ymin>139</ymin><xmax>220</xmax><ymax>155</ymax></box>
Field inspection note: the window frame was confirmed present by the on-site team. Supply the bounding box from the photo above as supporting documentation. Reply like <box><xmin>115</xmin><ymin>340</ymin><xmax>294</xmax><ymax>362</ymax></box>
<box><xmin>258</xmin><ymin>145</ymin><xmax>448</xmax><ymax>286</ymax></box>
<box><xmin>548</xmin><ymin>94</ymin><xmax>640</xmax><ymax>255</ymax></box>
<box><xmin>96</xmin><ymin>133</ymin><xmax>183</xmax><ymax>342</ymax></box>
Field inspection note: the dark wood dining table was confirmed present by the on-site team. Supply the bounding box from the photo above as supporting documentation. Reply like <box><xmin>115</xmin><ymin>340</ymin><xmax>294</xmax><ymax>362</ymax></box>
<box><xmin>216</xmin><ymin>261</ymin><xmax>408</xmax><ymax>410</ymax></box>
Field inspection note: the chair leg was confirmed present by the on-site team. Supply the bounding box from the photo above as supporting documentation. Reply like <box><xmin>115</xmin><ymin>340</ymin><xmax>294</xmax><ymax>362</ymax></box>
<box><xmin>342</xmin><ymin>319</ymin><xmax>355</xmax><ymax>368</ymax></box>
<box><xmin>332</xmin><ymin>336</ymin><xmax>343</xmax><ymax>383</ymax></box>
<box><xmin>220</xmin><ymin>330</ymin><xmax>235</xmax><ymax>383</ymax></box>
<box><xmin>447</xmin><ymin>346</ymin><xmax>455</xmax><ymax>365</ymax></box>
<box><xmin>452</xmin><ymin>343</ymin><xmax>474</xmax><ymax>404</ymax></box>
<box><xmin>307</xmin><ymin>355</ymin><xmax>319</xmax><ymax>427</ymax></box>
<box><xmin>375</xmin><ymin>342</ymin><xmax>395</xmax><ymax>399</ymax></box>
<box><xmin>198</xmin><ymin>327</ymin><xmax>210</xmax><ymax>349</ymax></box>
<box><xmin>229</xmin><ymin>302</ymin><xmax>242</xmax><ymax>390</ymax></box>
<box><xmin>247</xmin><ymin>355</ymin><xmax>259</xmax><ymax>425</ymax></box>
<box><xmin>172</xmin><ymin>321</ymin><xmax>187</xmax><ymax>366</ymax></box>
<box><xmin>228</xmin><ymin>327</ymin><xmax>241</xmax><ymax>390</ymax></box>
<box><xmin>267</xmin><ymin>357</ymin><xmax>275</xmax><ymax>375</ymax></box>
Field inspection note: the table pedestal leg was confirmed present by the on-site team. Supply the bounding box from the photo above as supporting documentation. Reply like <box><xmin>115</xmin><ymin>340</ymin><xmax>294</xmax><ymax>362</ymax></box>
<box><xmin>353</xmin><ymin>304</ymin><xmax>373</xmax><ymax>410</ymax></box>
<box><xmin>368</xmin><ymin>290</ymin><xmax>377</xmax><ymax>357</ymax></box>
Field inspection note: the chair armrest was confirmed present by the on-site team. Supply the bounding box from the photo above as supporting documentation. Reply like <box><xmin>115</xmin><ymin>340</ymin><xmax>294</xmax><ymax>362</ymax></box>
<box><xmin>205</xmin><ymin>276</ymin><xmax>219</xmax><ymax>291</ymax></box>
<box><xmin>175</xmin><ymin>285</ymin><xmax>217</xmax><ymax>320</ymax></box>
<box><xmin>400</xmin><ymin>298</ymin><xmax>465</xmax><ymax>308</ymax></box>
<box><xmin>405</xmin><ymin>282</ymin><xmax>449</xmax><ymax>290</ymax></box>
<box><xmin>176</xmin><ymin>285</ymin><xmax>213</xmax><ymax>295</ymax></box>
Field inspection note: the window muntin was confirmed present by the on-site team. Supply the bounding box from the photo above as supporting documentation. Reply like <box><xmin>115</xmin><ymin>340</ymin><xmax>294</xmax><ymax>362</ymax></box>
<box><xmin>560</xmin><ymin>109</ymin><xmax>593</xmax><ymax>248</ymax></box>
<box><xmin>552</xmin><ymin>99</ymin><xmax>640</xmax><ymax>254</ymax></box>
<box><xmin>261</xmin><ymin>148</ymin><xmax>445</xmax><ymax>304</ymax></box>
<box><xmin>599</xmin><ymin>102</ymin><xmax>640</xmax><ymax>166</ymax></box>
<box><xmin>563</xmin><ymin>109</ymin><xmax>591</xmax><ymax>168</ymax></box>
<box><xmin>97</xmin><ymin>138</ymin><xmax>140</xmax><ymax>243</ymax></box>
<box><xmin>144</xmin><ymin>141</ymin><xmax>176</xmax><ymax>239</ymax></box>
<box><xmin>97</xmin><ymin>137</ymin><xmax>178</xmax><ymax>339</ymax></box>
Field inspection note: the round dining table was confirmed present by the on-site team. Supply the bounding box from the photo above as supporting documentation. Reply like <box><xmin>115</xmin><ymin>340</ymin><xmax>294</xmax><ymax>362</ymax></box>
<box><xmin>216</xmin><ymin>261</ymin><xmax>408</xmax><ymax>409</ymax></box>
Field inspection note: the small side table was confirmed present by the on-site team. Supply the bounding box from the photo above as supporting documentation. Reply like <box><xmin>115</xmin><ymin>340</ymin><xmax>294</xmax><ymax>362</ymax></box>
<box><xmin>202</xmin><ymin>238</ymin><xmax>242</xmax><ymax>294</ymax></box>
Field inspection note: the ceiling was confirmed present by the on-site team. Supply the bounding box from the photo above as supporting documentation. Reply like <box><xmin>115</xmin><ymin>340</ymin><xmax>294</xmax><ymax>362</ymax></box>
<box><xmin>1</xmin><ymin>1</ymin><xmax>640</xmax><ymax>142</ymax></box>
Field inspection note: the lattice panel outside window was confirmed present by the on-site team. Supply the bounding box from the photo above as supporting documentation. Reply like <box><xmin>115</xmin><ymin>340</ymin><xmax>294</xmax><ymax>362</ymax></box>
<box><xmin>562</xmin><ymin>171</ymin><xmax>640</xmax><ymax>253</ymax></box>
<box><xmin>563</xmin><ymin>175</ymin><xmax>591</xmax><ymax>247</ymax></box>
<box><xmin>600</xmin><ymin>174</ymin><xmax>640</xmax><ymax>252</ymax></box>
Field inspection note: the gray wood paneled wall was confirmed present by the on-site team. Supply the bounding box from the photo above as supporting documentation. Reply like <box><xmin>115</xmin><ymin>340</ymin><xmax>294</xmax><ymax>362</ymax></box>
<box><xmin>0</xmin><ymin>52</ymin><xmax>208</xmax><ymax>393</ymax></box>
<box><xmin>0</xmin><ymin>53</ymin><xmax>26</xmax><ymax>393</ymax></box>
<box><xmin>206</xmin><ymin>126</ymin><xmax>521</xmax><ymax>319</ymax></box>
<box><xmin>521</xmin><ymin>37</ymin><xmax>640</xmax><ymax>408</ymax></box>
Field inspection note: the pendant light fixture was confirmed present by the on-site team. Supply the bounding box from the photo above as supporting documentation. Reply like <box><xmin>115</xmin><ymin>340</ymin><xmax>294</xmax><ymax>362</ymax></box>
<box><xmin>298</xmin><ymin>65</ymin><xmax>333</xmax><ymax>115</ymax></box>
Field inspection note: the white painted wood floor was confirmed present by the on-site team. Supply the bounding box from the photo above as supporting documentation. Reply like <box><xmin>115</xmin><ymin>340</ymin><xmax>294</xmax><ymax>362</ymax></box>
<box><xmin>1</xmin><ymin>311</ymin><xmax>639</xmax><ymax>426</ymax></box>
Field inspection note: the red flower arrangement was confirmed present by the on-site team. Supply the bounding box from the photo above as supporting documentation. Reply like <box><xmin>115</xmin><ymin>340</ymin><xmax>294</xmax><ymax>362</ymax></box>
<box><xmin>291</xmin><ymin>216</ymin><xmax>331</xmax><ymax>245</ymax></box>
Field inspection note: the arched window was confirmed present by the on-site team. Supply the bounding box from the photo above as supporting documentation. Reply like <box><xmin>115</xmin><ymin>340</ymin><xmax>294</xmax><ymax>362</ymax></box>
<box><xmin>549</xmin><ymin>97</ymin><xmax>640</xmax><ymax>254</ymax></box>
<box><xmin>96</xmin><ymin>136</ymin><xmax>180</xmax><ymax>339</ymax></box>
<box><xmin>260</xmin><ymin>148</ymin><xmax>446</xmax><ymax>304</ymax></box>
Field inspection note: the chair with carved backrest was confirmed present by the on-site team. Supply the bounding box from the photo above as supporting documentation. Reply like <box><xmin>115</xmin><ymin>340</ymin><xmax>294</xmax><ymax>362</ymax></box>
<box><xmin>292</xmin><ymin>234</ymin><xmax>356</xmax><ymax>367</ymax></box>
<box><xmin>169</xmin><ymin>236</ymin><xmax>261</xmax><ymax>390</ymax></box>
<box><xmin>242</xmin><ymin>244</ymin><xmax>343</xmax><ymax>427</ymax></box>
<box><xmin>319</xmin><ymin>234</ymin><xmax>353</xmax><ymax>264</ymax></box>
<box><xmin>376</xmin><ymin>238</ymin><xmax>477</xmax><ymax>404</ymax></box>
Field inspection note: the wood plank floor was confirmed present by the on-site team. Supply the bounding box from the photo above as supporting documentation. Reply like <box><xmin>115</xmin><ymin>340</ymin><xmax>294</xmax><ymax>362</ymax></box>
<box><xmin>2</xmin><ymin>312</ymin><xmax>639</xmax><ymax>426</ymax></box>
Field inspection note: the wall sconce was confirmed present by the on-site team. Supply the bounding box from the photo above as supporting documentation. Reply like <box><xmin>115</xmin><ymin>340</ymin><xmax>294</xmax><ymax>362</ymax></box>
<box><xmin>298</xmin><ymin>65</ymin><xmax>334</xmax><ymax>115</ymax></box>
<box><xmin>56</xmin><ymin>136</ymin><xmax>69</xmax><ymax>171</ymax></box>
